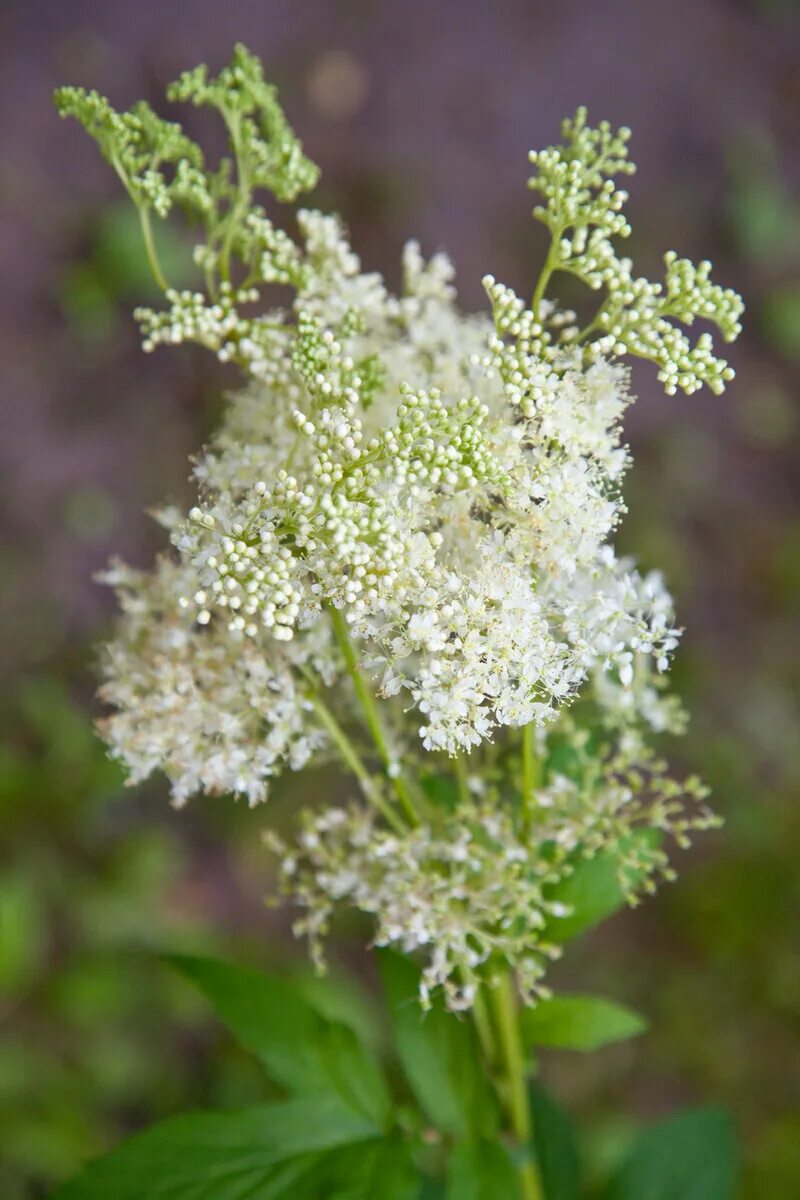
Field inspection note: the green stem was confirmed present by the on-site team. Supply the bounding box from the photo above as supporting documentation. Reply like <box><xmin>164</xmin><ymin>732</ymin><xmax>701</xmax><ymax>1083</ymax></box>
<box><xmin>491</xmin><ymin>970</ymin><xmax>544</xmax><ymax>1200</ymax></box>
<box><xmin>303</xmin><ymin>687</ymin><xmax>405</xmax><ymax>835</ymax></box>
<box><xmin>455</xmin><ymin>753</ymin><xmax>471</xmax><ymax>806</ymax></box>
<box><xmin>283</xmin><ymin>431</ymin><xmax>303</xmax><ymax>473</ymax></box>
<box><xmin>328</xmin><ymin>606</ymin><xmax>419</xmax><ymax>827</ymax></box>
<box><xmin>138</xmin><ymin>207</ymin><xmax>169</xmax><ymax>292</ymax></box>
<box><xmin>202</xmin><ymin>226</ymin><xmax>219</xmax><ymax>301</ymax></box>
<box><xmin>531</xmin><ymin>226</ymin><xmax>562</xmax><ymax>317</ymax></box>
<box><xmin>472</xmin><ymin>981</ymin><xmax>498</xmax><ymax>1070</ymax></box>
<box><xmin>521</xmin><ymin>724</ymin><xmax>541</xmax><ymax>815</ymax></box>
<box><xmin>574</xmin><ymin>315</ymin><xmax>601</xmax><ymax>344</ymax></box>
<box><xmin>219</xmin><ymin>111</ymin><xmax>250</xmax><ymax>284</ymax></box>
<box><xmin>110</xmin><ymin>155</ymin><xmax>170</xmax><ymax>294</ymax></box>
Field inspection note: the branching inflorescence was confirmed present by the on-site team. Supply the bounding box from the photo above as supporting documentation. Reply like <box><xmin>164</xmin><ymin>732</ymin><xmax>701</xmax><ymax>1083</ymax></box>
<box><xmin>57</xmin><ymin>48</ymin><xmax>741</xmax><ymax>1014</ymax></box>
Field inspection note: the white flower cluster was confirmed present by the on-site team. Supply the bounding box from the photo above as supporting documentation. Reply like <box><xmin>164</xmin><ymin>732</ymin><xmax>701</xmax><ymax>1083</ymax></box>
<box><xmin>156</xmin><ymin>216</ymin><xmax>683</xmax><ymax>758</ymax></box>
<box><xmin>97</xmin><ymin>557</ymin><xmax>333</xmax><ymax>806</ymax></box>
<box><xmin>272</xmin><ymin>709</ymin><xmax>716</xmax><ymax>1009</ymax></box>
<box><xmin>64</xmin><ymin>55</ymin><xmax>741</xmax><ymax>1008</ymax></box>
<box><xmin>270</xmin><ymin>803</ymin><xmax>565</xmax><ymax>1011</ymax></box>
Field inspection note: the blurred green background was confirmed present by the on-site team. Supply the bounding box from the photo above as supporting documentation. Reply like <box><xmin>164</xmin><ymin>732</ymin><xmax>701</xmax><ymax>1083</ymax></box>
<box><xmin>1</xmin><ymin>1</ymin><xmax>799</xmax><ymax>1196</ymax></box>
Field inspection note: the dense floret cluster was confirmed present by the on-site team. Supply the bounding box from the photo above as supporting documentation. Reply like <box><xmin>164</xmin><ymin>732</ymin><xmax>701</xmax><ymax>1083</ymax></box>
<box><xmin>58</xmin><ymin>49</ymin><xmax>740</xmax><ymax>1007</ymax></box>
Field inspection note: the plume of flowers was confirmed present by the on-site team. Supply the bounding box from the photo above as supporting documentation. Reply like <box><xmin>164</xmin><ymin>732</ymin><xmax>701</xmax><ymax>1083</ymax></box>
<box><xmin>57</xmin><ymin>49</ymin><xmax>741</xmax><ymax>1008</ymax></box>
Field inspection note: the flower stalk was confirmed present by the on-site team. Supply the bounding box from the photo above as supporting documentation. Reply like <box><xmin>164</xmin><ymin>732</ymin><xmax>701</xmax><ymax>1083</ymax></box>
<box><xmin>530</xmin><ymin>224</ymin><xmax>562</xmax><ymax>317</ymax></box>
<box><xmin>521</xmin><ymin>724</ymin><xmax>541</xmax><ymax>816</ymax></box>
<box><xmin>328</xmin><ymin>604</ymin><xmax>419</xmax><ymax>827</ymax></box>
<box><xmin>491</xmin><ymin>969</ymin><xmax>544</xmax><ymax>1200</ymax></box>
<box><xmin>302</xmin><ymin>683</ymin><xmax>406</xmax><ymax>835</ymax></box>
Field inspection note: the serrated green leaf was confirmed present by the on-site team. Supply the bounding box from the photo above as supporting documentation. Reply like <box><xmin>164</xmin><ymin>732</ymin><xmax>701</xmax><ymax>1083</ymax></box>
<box><xmin>169</xmin><ymin>955</ymin><xmax>391</xmax><ymax>1123</ymax></box>
<box><xmin>445</xmin><ymin>1139</ymin><xmax>521</xmax><ymax>1200</ymax></box>
<box><xmin>378</xmin><ymin>951</ymin><xmax>497</xmax><ymax>1140</ymax></box>
<box><xmin>530</xmin><ymin>1084</ymin><xmax>581</xmax><ymax>1200</ymax></box>
<box><xmin>521</xmin><ymin>995</ymin><xmax>647</xmax><ymax>1053</ymax></box>
<box><xmin>606</xmin><ymin>1108</ymin><xmax>737</xmax><ymax>1200</ymax></box>
<box><xmin>52</xmin><ymin>1097</ymin><xmax>379</xmax><ymax>1200</ymax></box>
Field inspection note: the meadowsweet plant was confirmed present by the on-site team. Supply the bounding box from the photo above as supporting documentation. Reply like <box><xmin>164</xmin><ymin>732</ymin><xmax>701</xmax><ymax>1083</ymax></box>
<box><xmin>54</xmin><ymin>47</ymin><xmax>743</xmax><ymax>1200</ymax></box>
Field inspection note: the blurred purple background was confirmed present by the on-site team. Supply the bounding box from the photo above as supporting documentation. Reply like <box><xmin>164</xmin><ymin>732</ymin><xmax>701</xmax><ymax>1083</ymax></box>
<box><xmin>2</xmin><ymin>1</ymin><xmax>799</xmax><ymax>1196</ymax></box>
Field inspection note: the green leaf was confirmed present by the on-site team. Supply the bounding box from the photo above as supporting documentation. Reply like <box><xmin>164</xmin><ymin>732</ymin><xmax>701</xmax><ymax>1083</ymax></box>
<box><xmin>53</xmin><ymin>1097</ymin><xmax>380</xmax><ymax>1200</ymax></box>
<box><xmin>530</xmin><ymin>1084</ymin><xmax>581</xmax><ymax>1200</ymax></box>
<box><xmin>316</xmin><ymin>1021</ymin><xmax>393</xmax><ymax>1125</ymax></box>
<box><xmin>93</xmin><ymin>203</ymin><xmax>194</xmax><ymax>296</ymax></box>
<box><xmin>322</xmin><ymin>1135</ymin><xmax>419</xmax><ymax>1199</ymax></box>
<box><xmin>544</xmin><ymin>853</ymin><xmax>627</xmax><ymax>941</ymax></box>
<box><xmin>293</xmin><ymin>970</ymin><xmax>382</xmax><ymax>1053</ymax></box>
<box><xmin>170</xmin><ymin>955</ymin><xmax>391</xmax><ymax>1123</ymax></box>
<box><xmin>445</xmin><ymin>1140</ymin><xmax>521</xmax><ymax>1200</ymax></box>
<box><xmin>521</xmin><ymin>995</ymin><xmax>647</xmax><ymax>1053</ymax></box>
<box><xmin>607</xmin><ymin>1108</ymin><xmax>737</xmax><ymax>1200</ymax></box>
<box><xmin>420</xmin><ymin>773</ymin><xmax>460</xmax><ymax>811</ymax></box>
<box><xmin>544</xmin><ymin>831</ymin><xmax>662</xmax><ymax>943</ymax></box>
<box><xmin>378</xmin><ymin>951</ymin><xmax>497</xmax><ymax>1139</ymax></box>
<box><xmin>168</xmin><ymin>954</ymin><xmax>330</xmax><ymax>1090</ymax></box>
<box><xmin>418</xmin><ymin>1178</ymin><xmax>447</xmax><ymax>1200</ymax></box>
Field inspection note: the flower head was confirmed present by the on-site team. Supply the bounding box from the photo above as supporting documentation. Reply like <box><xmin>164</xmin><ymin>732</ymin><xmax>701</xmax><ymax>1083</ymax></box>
<box><xmin>60</xmin><ymin>49</ymin><xmax>742</xmax><ymax>1008</ymax></box>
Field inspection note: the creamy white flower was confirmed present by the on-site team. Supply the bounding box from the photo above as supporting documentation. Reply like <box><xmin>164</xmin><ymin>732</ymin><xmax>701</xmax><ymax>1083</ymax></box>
<box><xmin>73</xmin><ymin>78</ymin><xmax>739</xmax><ymax>1008</ymax></box>
<box><xmin>98</xmin><ymin>557</ymin><xmax>331</xmax><ymax>806</ymax></box>
<box><xmin>101</xmin><ymin>214</ymin><xmax>695</xmax><ymax>786</ymax></box>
